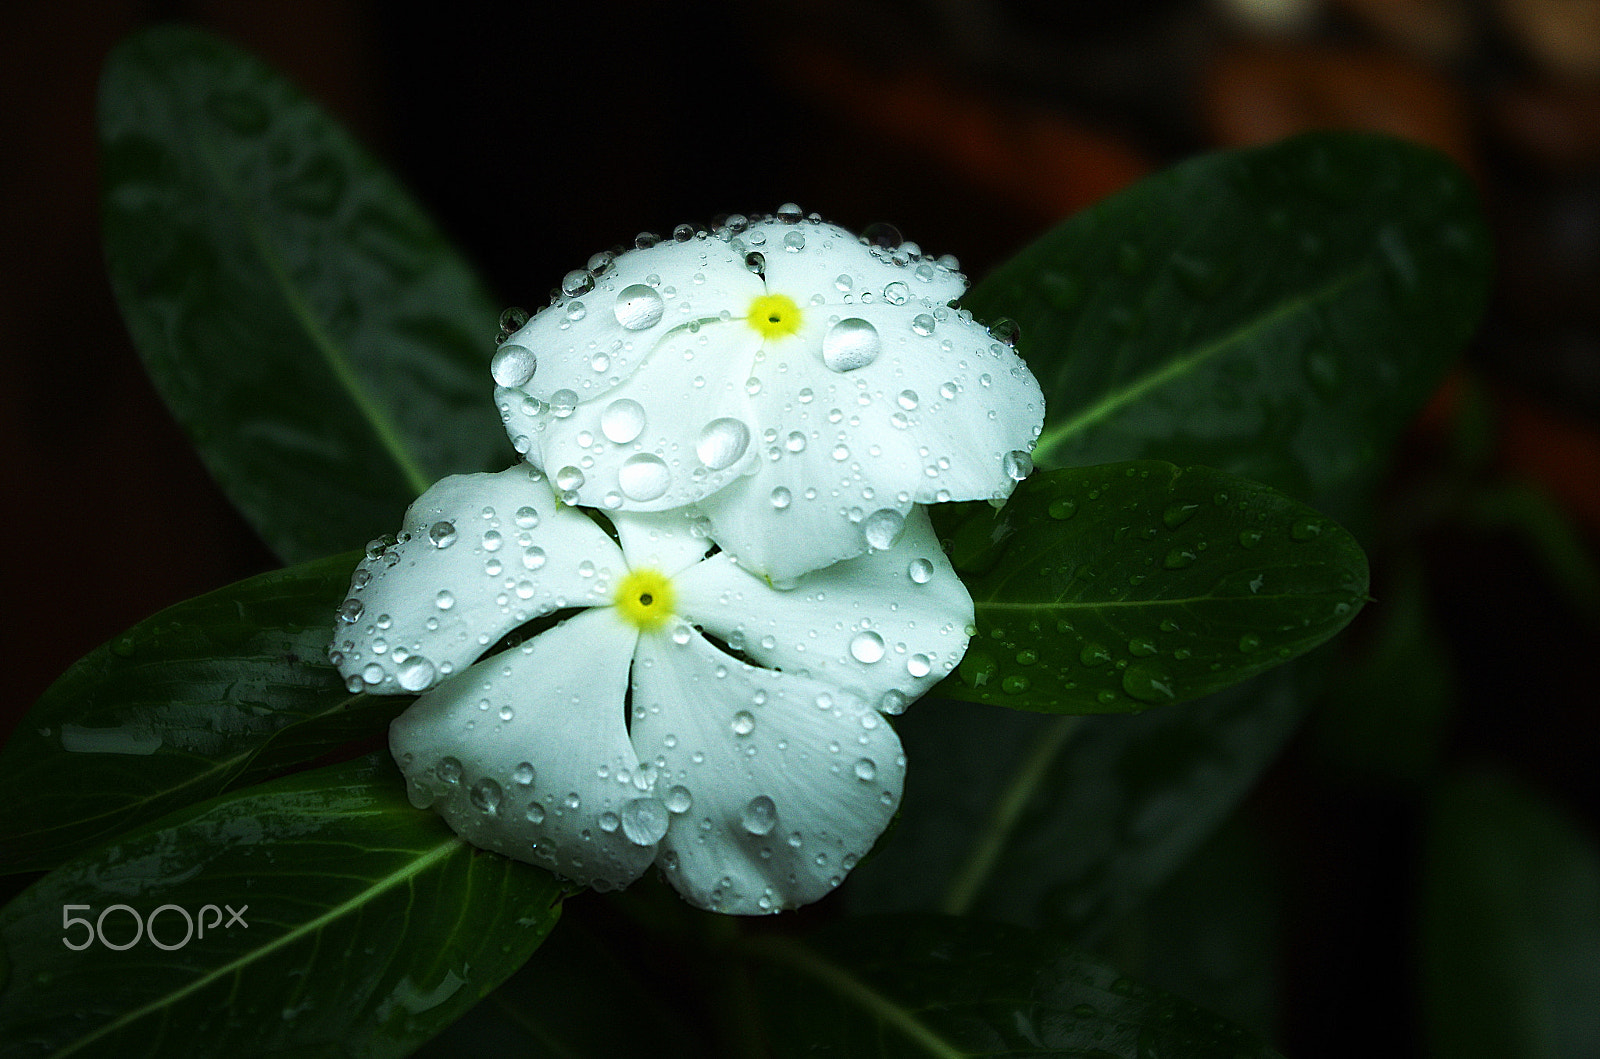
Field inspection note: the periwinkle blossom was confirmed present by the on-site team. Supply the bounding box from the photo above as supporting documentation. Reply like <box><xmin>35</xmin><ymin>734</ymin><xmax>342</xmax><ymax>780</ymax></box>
<box><xmin>329</xmin><ymin>464</ymin><xmax>973</xmax><ymax>914</ymax></box>
<box><xmin>492</xmin><ymin>209</ymin><xmax>1044</xmax><ymax>580</ymax></box>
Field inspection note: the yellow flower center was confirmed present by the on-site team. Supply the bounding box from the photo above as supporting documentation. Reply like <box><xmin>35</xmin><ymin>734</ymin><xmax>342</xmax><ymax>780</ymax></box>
<box><xmin>614</xmin><ymin>568</ymin><xmax>676</xmax><ymax>631</ymax></box>
<box><xmin>745</xmin><ymin>293</ymin><xmax>802</xmax><ymax>339</ymax></box>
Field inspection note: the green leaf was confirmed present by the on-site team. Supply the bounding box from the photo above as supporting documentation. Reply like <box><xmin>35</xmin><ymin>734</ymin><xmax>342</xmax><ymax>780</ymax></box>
<box><xmin>968</xmin><ymin>131</ymin><xmax>1490</xmax><ymax>512</ymax></box>
<box><xmin>0</xmin><ymin>552</ymin><xmax>395</xmax><ymax>874</ymax></box>
<box><xmin>100</xmin><ymin>25</ymin><xmax>506</xmax><ymax>563</ymax></box>
<box><xmin>0</xmin><ymin>756</ymin><xmax>562</xmax><ymax>1058</ymax></box>
<box><xmin>933</xmin><ymin>462</ymin><xmax>1368</xmax><ymax>713</ymax></box>
<box><xmin>850</xmin><ymin>662</ymin><xmax>1309</xmax><ymax>944</ymax></box>
<box><xmin>744</xmin><ymin>915</ymin><xmax>1284</xmax><ymax>1058</ymax></box>
<box><xmin>1421</xmin><ymin>772</ymin><xmax>1600</xmax><ymax>1059</ymax></box>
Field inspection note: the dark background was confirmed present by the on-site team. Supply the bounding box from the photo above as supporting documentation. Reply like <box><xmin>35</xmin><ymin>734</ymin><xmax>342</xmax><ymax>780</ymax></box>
<box><xmin>4</xmin><ymin>1</ymin><xmax>1599</xmax><ymax>1054</ymax></box>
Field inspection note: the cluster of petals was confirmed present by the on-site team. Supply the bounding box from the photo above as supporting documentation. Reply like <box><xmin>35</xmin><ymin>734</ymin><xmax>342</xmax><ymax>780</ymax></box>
<box><xmin>491</xmin><ymin>209</ymin><xmax>1044</xmax><ymax>580</ymax></box>
<box><xmin>330</xmin><ymin>464</ymin><xmax>973</xmax><ymax>913</ymax></box>
<box><xmin>333</xmin><ymin>209</ymin><xmax>1042</xmax><ymax>913</ymax></box>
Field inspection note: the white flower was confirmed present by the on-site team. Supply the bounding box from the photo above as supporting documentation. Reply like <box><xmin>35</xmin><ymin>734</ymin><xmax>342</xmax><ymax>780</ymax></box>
<box><xmin>329</xmin><ymin>464</ymin><xmax>973</xmax><ymax>914</ymax></box>
<box><xmin>492</xmin><ymin>209</ymin><xmax>1044</xmax><ymax>580</ymax></box>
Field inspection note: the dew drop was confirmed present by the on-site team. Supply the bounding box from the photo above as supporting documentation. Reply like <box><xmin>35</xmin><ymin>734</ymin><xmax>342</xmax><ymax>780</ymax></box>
<box><xmin>1003</xmin><ymin>450</ymin><xmax>1034</xmax><ymax>481</ymax></box>
<box><xmin>397</xmin><ymin>657</ymin><xmax>436</xmax><ymax>692</ymax></box>
<box><xmin>470</xmin><ymin>777</ymin><xmax>503</xmax><ymax>814</ymax></box>
<box><xmin>770</xmin><ymin>487</ymin><xmax>792</xmax><ymax>510</ymax></box>
<box><xmin>512</xmin><ymin>762</ymin><xmax>536</xmax><ymax>787</ymax></box>
<box><xmin>337</xmin><ymin>598</ymin><xmax>364</xmax><ymax>623</ymax></box>
<box><xmin>906</xmin><ymin>653</ymin><xmax>932</xmax><ymax>678</ymax></box>
<box><xmin>490</xmin><ymin>343</ymin><xmax>538</xmax><ymax>388</ymax></box>
<box><xmin>555</xmin><ymin>465</ymin><xmax>586</xmax><ymax>491</ymax></box>
<box><xmin>911</xmin><ymin>313</ymin><xmax>936</xmax><ymax>336</ymax></box>
<box><xmin>883</xmin><ymin>280</ymin><xmax>910</xmax><ymax>305</ymax></box>
<box><xmin>782</xmin><ymin>230</ymin><xmax>805</xmax><ymax>252</ymax></box>
<box><xmin>1162</xmin><ymin>502</ymin><xmax>1201</xmax><ymax>529</ymax></box>
<box><xmin>525</xmin><ymin>801</ymin><xmax>546</xmax><ymax>824</ymax></box>
<box><xmin>897</xmin><ymin>389</ymin><xmax>919</xmax><ymax>410</ymax></box>
<box><xmin>862</xmin><ymin>508</ymin><xmax>905</xmax><ymax>550</ymax></box>
<box><xmin>514</xmin><ymin>506</ymin><xmax>540</xmax><ymax>529</ymax></box>
<box><xmin>614</xmin><ymin>283</ymin><xmax>665</xmax><ymax>330</ymax></box>
<box><xmin>907</xmin><ymin>557</ymin><xmax>934</xmax><ymax>584</ymax></box>
<box><xmin>621</xmin><ymin>797</ymin><xmax>670</xmax><ymax>845</ymax></box>
<box><xmin>731</xmin><ymin>710</ymin><xmax>756</xmax><ymax>736</ymax></box>
<box><xmin>854</xmin><ymin>758</ymin><xmax>877</xmax><ymax>781</ymax></box>
<box><xmin>1048</xmin><ymin>498</ymin><xmax>1078</xmax><ymax>520</ymax></box>
<box><xmin>850</xmin><ymin>630</ymin><xmax>886</xmax><ymax>664</ymax></box>
<box><xmin>435</xmin><ymin>756</ymin><xmax>463</xmax><ymax>785</ymax></box>
<box><xmin>600</xmin><ymin>399</ymin><xmax>646</xmax><ymax>444</ymax></box>
<box><xmin>697</xmin><ymin>417</ymin><xmax>751</xmax><ymax>470</ymax></box>
<box><xmin>549</xmin><ymin>389</ymin><xmax>579</xmax><ymax>418</ymax></box>
<box><xmin>665</xmin><ymin>785</ymin><xmax>693</xmax><ymax>813</ymax></box>
<box><xmin>821</xmin><ymin>318</ymin><xmax>881</xmax><ymax>372</ymax></box>
<box><xmin>435</xmin><ymin>590</ymin><xmax>454</xmax><ymax>610</ymax></box>
<box><xmin>740</xmin><ymin>795</ymin><xmax>777</xmax><ymax>835</ymax></box>
<box><xmin>561</xmin><ymin>269</ymin><xmax>594</xmax><ymax>297</ymax></box>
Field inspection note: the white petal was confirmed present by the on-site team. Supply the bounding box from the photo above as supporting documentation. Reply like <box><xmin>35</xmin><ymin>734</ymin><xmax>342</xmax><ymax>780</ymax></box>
<box><xmin>630</xmin><ymin>629</ymin><xmax>905</xmax><ymax>913</ymax></box>
<box><xmin>495</xmin><ymin>236</ymin><xmax>763</xmax><ymax>406</ymax></box>
<box><xmin>698</xmin><ymin>299</ymin><xmax>1044</xmax><ymax>578</ymax></box>
<box><xmin>741</xmin><ymin>217</ymin><xmax>966</xmax><ymax>307</ymax></box>
<box><xmin>330</xmin><ymin>465</ymin><xmax>622</xmax><ymax>695</ymax></box>
<box><xmin>512</xmin><ymin>322</ymin><xmax>763</xmax><ymax>511</ymax></box>
<box><xmin>613</xmin><ymin>509</ymin><xmax>715</xmax><ymax>576</ymax></box>
<box><xmin>675</xmin><ymin>506</ymin><xmax>971</xmax><ymax>711</ymax></box>
<box><xmin>389</xmin><ymin>607</ymin><xmax>658</xmax><ymax>891</ymax></box>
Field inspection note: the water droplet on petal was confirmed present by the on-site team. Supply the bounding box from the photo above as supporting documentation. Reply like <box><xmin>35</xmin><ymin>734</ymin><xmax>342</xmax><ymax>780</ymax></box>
<box><xmin>696</xmin><ymin>418</ymin><xmax>751</xmax><ymax>470</ymax></box>
<box><xmin>525</xmin><ymin>801</ymin><xmax>546</xmax><ymax>824</ymax></box>
<box><xmin>740</xmin><ymin>795</ymin><xmax>777</xmax><ymax>835</ymax></box>
<box><xmin>907</xmin><ymin>557</ymin><xmax>934</xmax><ymax>583</ymax></box>
<box><xmin>783</xmin><ymin>230</ymin><xmax>805</xmax><ymax>252</ymax></box>
<box><xmin>906</xmin><ymin>654</ymin><xmax>932</xmax><ymax>678</ymax></box>
<box><xmin>435</xmin><ymin>590</ymin><xmax>454</xmax><ymax>610</ymax></box>
<box><xmin>732</xmin><ymin>710</ymin><xmax>756</xmax><ymax>736</ymax></box>
<box><xmin>562</xmin><ymin>269</ymin><xmax>595</xmax><ymax>297</ymax></box>
<box><xmin>862</xmin><ymin>508</ymin><xmax>905</xmax><ymax>550</ymax></box>
<box><xmin>621</xmin><ymin>797</ymin><xmax>670</xmax><ymax>845</ymax></box>
<box><xmin>619</xmin><ymin>453</ymin><xmax>671</xmax><ymax>501</ymax></box>
<box><xmin>549</xmin><ymin>389</ymin><xmax>579</xmax><ymax>418</ymax></box>
<box><xmin>776</xmin><ymin>202</ymin><xmax>803</xmax><ymax>223</ymax></box>
<box><xmin>555</xmin><ymin>466</ymin><xmax>586</xmax><ymax>491</ymax></box>
<box><xmin>337</xmin><ymin>598</ymin><xmax>364</xmax><ymax>623</ymax></box>
<box><xmin>490</xmin><ymin>343</ymin><xmax>537</xmax><ymax>387</ymax></box>
<box><xmin>821</xmin><ymin>318</ymin><xmax>881</xmax><ymax>372</ymax></box>
<box><xmin>911</xmin><ymin>313</ymin><xmax>935</xmax><ymax>335</ymax></box>
<box><xmin>470</xmin><ymin>777</ymin><xmax>503</xmax><ymax>813</ymax></box>
<box><xmin>512</xmin><ymin>762</ymin><xmax>536</xmax><ymax>786</ymax></box>
<box><xmin>614</xmin><ymin>283</ymin><xmax>665</xmax><ymax>330</ymax></box>
<box><xmin>397</xmin><ymin>657</ymin><xmax>436</xmax><ymax>692</ymax></box>
<box><xmin>770</xmin><ymin>487</ymin><xmax>792</xmax><ymax>510</ymax></box>
<box><xmin>897</xmin><ymin>389</ymin><xmax>919</xmax><ymax>410</ymax></box>
<box><xmin>1003</xmin><ymin>450</ymin><xmax>1034</xmax><ymax>481</ymax></box>
<box><xmin>854</xmin><ymin>758</ymin><xmax>877</xmax><ymax>781</ymax></box>
<box><xmin>850</xmin><ymin>630</ymin><xmax>886</xmax><ymax>663</ymax></box>
<box><xmin>600</xmin><ymin>398</ymin><xmax>647</xmax><ymax>443</ymax></box>
<box><xmin>884</xmin><ymin>281</ymin><xmax>910</xmax><ymax>304</ymax></box>
<box><xmin>665</xmin><ymin>785</ymin><xmax>693</xmax><ymax>813</ymax></box>
<box><xmin>436</xmin><ymin>756</ymin><xmax>463</xmax><ymax>785</ymax></box>
<box><xmin>514</xmin><ymin>506</ymin><xmax>540</xmax><ymax>529</ymax></box>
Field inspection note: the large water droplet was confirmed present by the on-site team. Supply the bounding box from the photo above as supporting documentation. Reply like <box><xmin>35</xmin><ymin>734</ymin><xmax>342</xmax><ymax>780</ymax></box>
<box><xmin>470</xmin><ymin>777</ymin><xmax>503</xmax><ymax>814</ymax></box>
<box><xmin>849</xmin><ymin>630</ymin><xmax>886</xmax><ymax>663</ymax></box>
<box><xmin>821</xmin><ymin>318</ymin><xmax>881</xmax><ymax>372</ymax></box>
<box><xmin>1003</xmin><ymin>450</ymin><xmax>1034</xmax><ymax>481</ymax></box>
<box><xmin>562</xmin><ymin>269</ymin><xmax>595</xmax><ymax>297</ymax></box>
<box><xmin>883</xmin><ymin>281</ymin><xmax>910</xmax><ymax>305</ymax></box>
<box><xmin>555</xmin><ymin>466</ymin><xmax>586</xmax><ymax>491</ymax></box>
<box><xmin>665</xmin><ymin>785</ymin><xmax>693</xmax><ymax>813</ymax></box>
<box><xmin>600</xmin><ymin>399</ymin><xmax>646</xmax><ymax>443</ymax></box>
<box><xmin>862</xmin><ymin>508</ymin><xmax>905</xmax><ymax>550</ymax></box>
<box><xmin>549</xmin><ymin>389</ymin><xmax>579</xmax><ymax>418</ymax></box>
<box><xmin>740</xmin><ymin>795</ymin><xmax>777</xmax><ymax>835</ymax></box>
<box><xmin>697</xmin><ymin>418</ymin><xmax>751</xmax><ymax>470</ymax></box>
<box><xmin>436</xmin><ymin>756</ymin><xmax>463</xmax><ymax>785</ymax></box>
<box><xmin>621</xmin><ymin>797</ymin><xmax>670</xmax><ymax>846</ymax></box>
<box><xmin>512</xmin><ymin>762</ymin><xmax>536</xmax><ymax>786</ymax></box>
<box><xmin>907</xmin><ymin>557</ymin><xmax>934</xmax><ymax>584</ymax></box>
<box><xmin>337</xmin><ymin>598</ymin><xmax>364</xmax><ymax>623</ymax></box>
<box><xmin>397</xmin><ymin>657</ymin><xmax>436</xmax><ymax>692</ymax></box>
<box><xmin>490</xmin><ymin>343</ymin><xmax>537</xmax><ymax>387</ymax></box>
<box><xmin>619</xmin><ymin>453</ymin><xmax>671</xmax><ymax>501</ymax></box>
<box><xmin>731</xmin><ymin>710</ymin><xmax>756</xmax><ymax>736</ymax></box>
<box><xmin>770</xmin><ymin>487</ymin><xmax>792</xmax><ymax>510</ymax></box>
<box><xmin>614</xmin><ymin>284</ymin><xmax>665</xmax><ymax>330</ymax></box>
<box><xmin>854</xmin><ymin>758</ymin><xmax>877</xmax><ymax>781</ymax></box>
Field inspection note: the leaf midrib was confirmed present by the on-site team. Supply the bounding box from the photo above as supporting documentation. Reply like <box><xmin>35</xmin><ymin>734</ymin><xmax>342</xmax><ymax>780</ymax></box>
<box><xmin>1029</xmin><ymin>266</ymin><xmax>1370</xmax><ymax>466</ymax></box>
<box><xmin>53</xmin><ymin>829</ymin><xmax>463</xmax><ymax>1056</ymax></box>
<box><xmin>186</xmin><ymin>112</ymin><xmax>431</xmax><ymax>496</ymax></box>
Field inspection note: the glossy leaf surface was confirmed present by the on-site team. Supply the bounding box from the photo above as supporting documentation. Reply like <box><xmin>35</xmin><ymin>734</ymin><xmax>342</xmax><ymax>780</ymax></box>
<box><xmin>100</xmin><ymin>26</ymin><xmax>505</xmax><ymax>563</ymax></box>
<box><xmin>747</xmin><ymin>915</ymin><xmax>1284</xmax><ymax>1058</ymax></box>
<box><xmin>0</xmin><ymin>757</ymin><xmax>562</xmax><ymax>1058</ymax></box>
<box><xmin>968</xmin><ymin>131</ymin><xmax>1490</xmax><ymax>512</ymax></box>
<box><xmin>0</xmin><ymin>552</ymin><xmax>397</xmax><ymax>874</ymax></box>
<box><xmin>933</xmin><ymin>462</ymin><xmax>1368</xmax><ymax>713</ymax></box>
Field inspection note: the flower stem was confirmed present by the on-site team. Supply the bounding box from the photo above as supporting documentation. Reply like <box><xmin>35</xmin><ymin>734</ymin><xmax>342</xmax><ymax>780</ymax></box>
<box><xmin>940</xmin><ymin>713</ymin><xmax>1082</xmax><ymax>917</ymax></box>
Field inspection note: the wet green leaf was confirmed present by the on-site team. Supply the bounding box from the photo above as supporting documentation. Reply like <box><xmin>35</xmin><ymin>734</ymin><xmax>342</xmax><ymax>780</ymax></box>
<box><xmin>933</xmin><ymin>462</ymin><xmax>1368</xmax><ymax>713</ymax></box>
<box><xmin>100</xmin><ymin>26</ymin><xmax>505</xmax><ymax>564</ymax></box>
<box><xmin>745</xmin><ymin>915</ymin><xmax>1285</xmax><ymax>1057</ymax></box>
<box><xmin>1422</xmin><ymin>772</ymin><xmax>1600</xmax><ymax>1059</ymax></box>
<box><xmin>0</xmin><ymin>756</ymin><xmax>562</xmax><ymax>1058</ymax></box>
<box><xmin>968</xmin><ymin>131</ymin><xmax>1490</xmax><ymax>514</ymax></box>
<box><xmin>0</xmin><ymin>552</ymin><xmax>394</xmax><ymax>874</ymax></box>
<box><xmin>851</xmin><ymin>662</ymin><xmax>1309</xmax><ymax>944</ymax></box>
